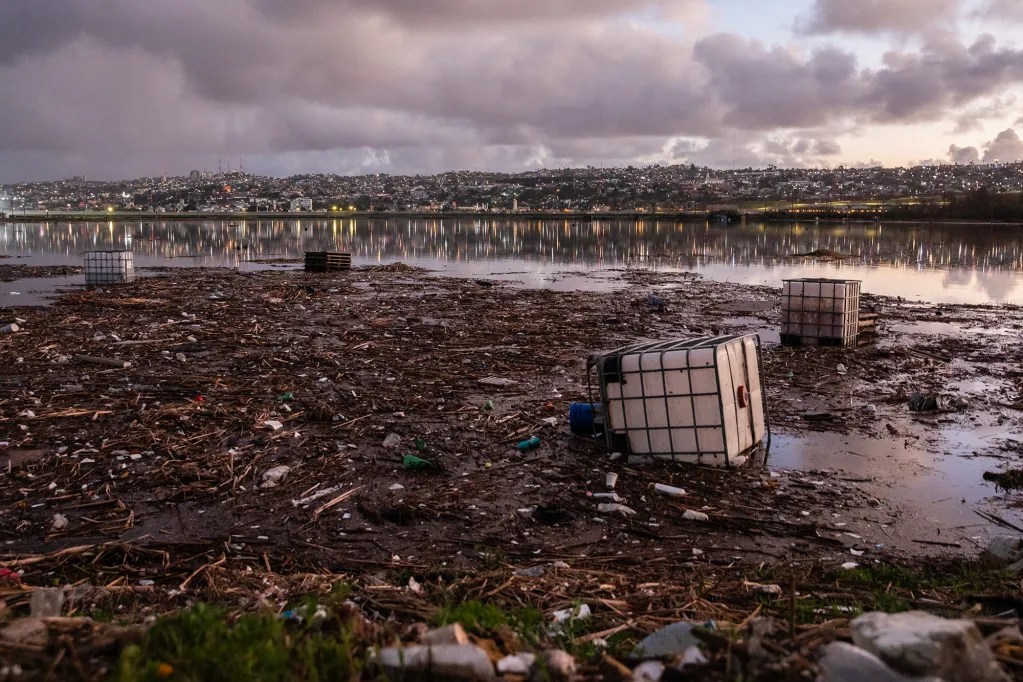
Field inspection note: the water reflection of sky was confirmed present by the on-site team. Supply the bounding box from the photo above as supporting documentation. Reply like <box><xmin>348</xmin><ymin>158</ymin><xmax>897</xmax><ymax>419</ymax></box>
<box><xmin>2</xmin><ymin>219</ymin><xmax>1023</xmax><ymax>304</ymax></box>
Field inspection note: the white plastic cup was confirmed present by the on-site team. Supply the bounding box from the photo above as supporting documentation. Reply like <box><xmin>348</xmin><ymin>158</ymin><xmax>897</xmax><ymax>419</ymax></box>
<box><xmin>605</xmin><ymin>472</ymin><xmax>618</xmax><ymax>489</ymax></box>
<box><xmin>0</xmin><ymin>324</ymin><xmax>19</xmax><ymax>334</ymax></box>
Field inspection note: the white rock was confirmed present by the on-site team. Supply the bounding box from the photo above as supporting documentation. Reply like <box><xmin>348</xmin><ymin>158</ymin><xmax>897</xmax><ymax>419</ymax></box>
<box><xmin>683</xmin><ymin>510</ymin><xmax>709</xmax><ymax>521</ymax></box>
<box><xmin>987</xmin><ymin>535</ymin><xmax>1023</xmax><ymax>563</ymax></box>
<box><xmin>529</xmin><ymin>650</ymin><xmax>575</xmax><ymax>681</ymax></box>
<box><xmin>264</xmin><ymin>420</ymin><xmax>284</xmax><ymax>431</ymax></box>
<box><xmin>260</xmin><ymin>465</ymin><xmax>291</xmax><ymax>488</ymax></box>
<box><xmin>632</xmin><ymin>660</ymin><xmax>665</xmax><ymax>681</ymax></box>
<box><xmin>422</xmin><ymin>623</ymin><xmax>469</xmax><ymax>646</ymax></box>
<box><xmin>376</xmin><ymin>644</ymin><xmax>495</xmax><ymax>681</ymax></box>
<box><xmin>497</xmin><ymin>653</ymin><xmax>535</xmax><ymax>675</ymax></box>
<box><xmin>51</xmin><ymin>513</ymin><xmax>69</xmax><ymax>530</ymax></box>
<box><xmin>817</xmin><ymin>641</ymin><xmax>942</xmax><ymax>682</ymax></box>
<box><xmin>851</xmin><ymin>611</ymin><xmax>1010</xmax><ymax>682</ymax></box>
<box><xmin>382</xmin><ymin>433</ymin><xmax>401</xmax><ymax>448</ymax></box>
<box><xmin>389</xmin><ymin>483</ymin><xmax>405</xmax><ymax>491</ymax></box>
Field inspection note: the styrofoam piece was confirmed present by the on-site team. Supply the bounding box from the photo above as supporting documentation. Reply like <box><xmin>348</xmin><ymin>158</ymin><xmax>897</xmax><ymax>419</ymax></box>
<box><xmin>595</xmin><ymin>335</ymin><xmax>766</xmax><ymax>467</ymax></box>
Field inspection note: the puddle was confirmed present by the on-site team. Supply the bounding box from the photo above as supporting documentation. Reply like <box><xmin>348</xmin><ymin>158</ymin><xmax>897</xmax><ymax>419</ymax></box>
<box><xmin>887</xmin><ymin>321</ymin><xmax>1013</xmax><ymax>336</ymax></box>
<box><xmin>1</xmin><ymin>276</ymin><xmax>81</xmax><ymax>306</ymax></box>
<box><xmin>719</xmin><ymin>317</ymin><xmax>780</xmax><ymax>344</ymax></box>
<box><xmin>769</xmin><ymin>423</ymin><xmax>1023</xmax><ymax>550</ymax></box>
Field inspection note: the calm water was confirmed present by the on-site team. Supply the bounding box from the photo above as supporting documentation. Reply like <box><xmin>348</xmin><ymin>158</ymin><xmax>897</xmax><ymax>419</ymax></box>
<box><xmin>3</xmin><ymin>218</ymin><xmax>1023</xmax><ymax>305</ymax></box>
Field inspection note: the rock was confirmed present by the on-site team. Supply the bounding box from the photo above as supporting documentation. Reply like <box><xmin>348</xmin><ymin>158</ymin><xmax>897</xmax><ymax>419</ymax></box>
<box><xmin>376</xmin><ymin>644</ymin><xmax>495</xmax><ymax>681</ymax></box>
<box><xmin>631</xmin><ymin>621</ymin><xmax>700</xmax><ymax>659</ymax></box>
<box><xmin>263</xmin><ymin>420</ymin><xmax>284</xmax><ymax>431</ymax></box>
<box><xmin>51</xmin><ymin>513</ymin><xmax>69</xmax><ymax>530</ymax></box>
<box><xmin>0</xmin><ymin>618</ymin><xmax>47</xmax><ymax>646</ymax></box>
<box><xmin>817</xmin><ymin>641</ymin><xmax>943</xmax><ymax>682</ymax></box>
<box><xmin>986</xmin><ymin>536</ymin><xmax>1023</xmax><ymax>563</ymax></box>
<box><xmin>682</xmin><ymin>510</ymin><xmax>709</xmax><ymax>521</ymax></box>
<box><xmin>423</xmin><ymin>623</ymin><xmax>470</xmax><ymax>646</ymax></box>
<box><xmin>382</xmin><ymin>433</ymin><xmax>401</xmax><ymax>448</ymax></box>
<box><xmin>497</xmin><ymin>653</ymin><xmax>535</xmax><ymax>675</ymax></box>
<box><xmin>260</xmin><ymin>465</ymin><xmax>291</xmax><ymax>488</ymax></box>
<box><xmin>29</xmin><ymin>588</ymin><xmax>64</xmax><ymax>618</ymax></box>
<box><xmin>529</xmin><ymin>650</ymin><xmax>576</xmax><ymax>681</ymax></box>
<box><xmin>632</xmin><ymin>660</ymin><xmax>665</xmax><ymax>681</ymax></box>
<box><xmin>851</xmin><ymin>611</ymin><xmax>1010</xmax><ymax>682</ymax></box>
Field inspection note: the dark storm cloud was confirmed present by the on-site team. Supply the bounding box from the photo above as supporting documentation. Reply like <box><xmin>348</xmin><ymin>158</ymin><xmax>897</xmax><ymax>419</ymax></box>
<box><xmin>1</xmin><ymin>0</ymin><xmax>1023</xmax><ymax>180</ymax></box>
<box><xmin>693</xmin><ymin>37</ymin><xmax>860</xmax><ymax>129</ymax></box>
<box><xmin>863</xmin><ymin>34</ymin><xmax>1023</xmax><ymax>122</ymax></box>
<box><xmin>977</xmin><ymin>0</ymin><xmax>1023</xmax><ymax>21</ymax></box>
<box><xmin>253</xmin><ymin>0</ymin><xmax>668</xmax><ymax>25</ymax></box>
<box><xmin>797</xmin><ymin>0</ymin><xmax>962</xmax><ymax>34</ymax></box>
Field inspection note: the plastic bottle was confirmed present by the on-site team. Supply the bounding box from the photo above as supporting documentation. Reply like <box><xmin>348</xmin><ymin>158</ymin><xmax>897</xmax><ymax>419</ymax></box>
<box><xmin>654</xmin><ymin>483</ymin><xmax>687</xmax><ymax>497</ymax></box>
<box><xmin>516</xmin><ymin>435</ymin><xmax>541</xmax><ymax>451</ymax></box>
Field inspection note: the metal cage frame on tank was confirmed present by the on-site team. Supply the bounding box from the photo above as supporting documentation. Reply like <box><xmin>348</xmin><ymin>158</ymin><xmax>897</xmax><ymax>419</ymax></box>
<box><xmin>83</xmin><ymin>250</ymin><xmax>136</xmax><ymax>286</ymax></box>
<box><xmin>780</xmin><ymin>278</ymin><xmax>861</xmax><ymax>347</ymax></box>
<box><xmin>584</xmin><ymin>334</ymin><xmax>771</xmax><ymax>467</ymax></box>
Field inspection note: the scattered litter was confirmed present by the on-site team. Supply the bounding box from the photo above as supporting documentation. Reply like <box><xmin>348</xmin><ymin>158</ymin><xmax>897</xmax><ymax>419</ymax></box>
<box><xmin>264</xmin><ymin>420</ymin><xmax>284</xmax><ymax>431</ymax></box>
<box><xmin>908</xmin><ymin>393</ymin><xmax>969</xmax><ymax>412</ymax></box>
<box><xmin>478</xmin><ymin>376</ymin><xmax>518</xmax><ymax>387</ymax></box>
<box><xmin>654</xmin><ymin>483</ymin><xmax>687</xmax><ymax>497</ymax></box>
<box><xmin>260</xmin><ymin>465</ymin><xmax>292</xmax><ymax>489</ymax></box>
<box><xmin>551</xmin><ymin>603</ymin><xmax>591</xmax><ymax>624</ymax></box>
<box><xmin>597</xmin><ymin>503</ymin><xmax>636</xmax><ymax>516</ymax></box>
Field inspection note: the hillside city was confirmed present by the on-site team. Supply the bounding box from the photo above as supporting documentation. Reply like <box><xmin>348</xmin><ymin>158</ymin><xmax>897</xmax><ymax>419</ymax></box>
<box><xmin>2</xmin><ymin>162</ymin><xmax>1023</xmax><ymax>216</ymax></box>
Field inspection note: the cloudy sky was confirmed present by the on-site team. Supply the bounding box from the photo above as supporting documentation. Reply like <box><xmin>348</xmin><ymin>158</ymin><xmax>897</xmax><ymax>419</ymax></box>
<box><xmin>2</xmin><ymin>0</ymin><xmax>1023</xmax><ymax>181</ymax></box>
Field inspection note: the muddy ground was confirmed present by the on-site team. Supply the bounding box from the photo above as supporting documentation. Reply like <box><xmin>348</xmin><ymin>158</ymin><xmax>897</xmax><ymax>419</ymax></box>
<box><xmin>1</xmin><ymin>263</ymin><xmax>1023</xmax><ymax>679</ymax></box>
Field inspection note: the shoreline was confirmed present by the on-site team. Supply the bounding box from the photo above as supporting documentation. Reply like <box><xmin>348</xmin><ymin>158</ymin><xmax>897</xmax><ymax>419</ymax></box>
<box><xmin>3</xmin><ymin>209</ymin><xmax>1023</xmax><ymax>227</ymax></box>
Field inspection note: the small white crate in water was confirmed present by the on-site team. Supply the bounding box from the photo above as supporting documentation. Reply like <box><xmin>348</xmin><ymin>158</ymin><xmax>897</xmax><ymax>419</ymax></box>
<box><xmin>594</xmin><ymin>335</ymin><xmax>768</xmax><ymax>467</ymax></box>
<box><xmin>781</xmin><ymin>278</ymin><xmax>860</xmax><ymax>346</ymax></box>
<box><xmin>84</xmin><ymin>250</ymin><xmax>135</xmax><ymax>285</ymax></box>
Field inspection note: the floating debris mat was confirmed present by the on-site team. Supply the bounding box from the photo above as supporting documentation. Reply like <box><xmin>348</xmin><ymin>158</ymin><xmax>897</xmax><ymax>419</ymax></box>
<box><xmin>84</xmin><ymin>250</ymin><xmax>135</xmax><ymax>285</ymax></box>
<box><xmin>304</xmin><ymin>252</ymin><xmax>352</xmax><ymax>272</ymax></box>
<box><xmin>780</xmin><ymin>278</ymin><xmax>861</xmax><ymax>347</ymax></box>
<box><xmin>590</xmin><ymin>334</ymin><xmax>769</xmax><ymax>467</ymax></box>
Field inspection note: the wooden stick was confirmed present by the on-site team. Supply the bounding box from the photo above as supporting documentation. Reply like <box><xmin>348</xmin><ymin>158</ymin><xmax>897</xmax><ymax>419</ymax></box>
<box><xmin>74</xmin><ymin>355</ymin><xmax>131</xmax><ymax>369</ymax></box>
<box><xmin>312</xmin><ymin>486</ymin><xmax>363</xmax><ymax>521</ymax></box>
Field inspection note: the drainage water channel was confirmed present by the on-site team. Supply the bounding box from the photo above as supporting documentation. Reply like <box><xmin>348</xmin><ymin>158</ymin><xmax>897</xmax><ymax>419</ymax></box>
<box><xmin>4</xmin><ymin>218</ymin><xmax>1023</xmax><ymax>549</ymax></box>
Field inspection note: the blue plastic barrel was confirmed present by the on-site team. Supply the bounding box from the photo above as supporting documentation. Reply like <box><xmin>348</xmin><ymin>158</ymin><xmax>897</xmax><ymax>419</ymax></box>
<box><xmin>569</xmin><ymin>402</ymin><xmax>599</xmax><ymax>435</ymax></box>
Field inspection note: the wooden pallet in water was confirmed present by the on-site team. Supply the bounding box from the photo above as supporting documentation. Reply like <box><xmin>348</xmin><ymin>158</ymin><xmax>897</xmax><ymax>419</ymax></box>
<box><xmin>304</xmin><ymin>252</ymin><xmax>352</xmax><ymax>272</ymax></box>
